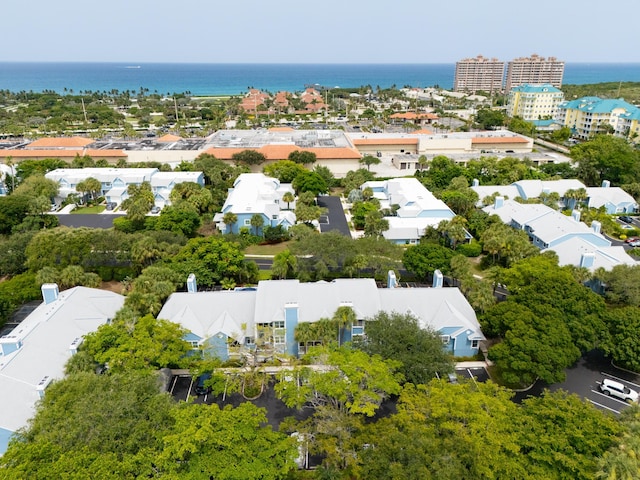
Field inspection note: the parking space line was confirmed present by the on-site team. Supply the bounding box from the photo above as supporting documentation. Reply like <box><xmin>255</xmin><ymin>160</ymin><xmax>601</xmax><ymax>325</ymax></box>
<box><xmin>591</xmin><ymin>389</ymin><xmax>631</xmax><ymax>406</ymax></box>
<box><xmin>186</xmin><ymin>378</ymin><xmax>194</xmax><ymax>401</ymax></box>
<box><xmin>587</xmin><ymin>399</ymin><xmax>621</xmax><ymax>414</ymax></box>
<box><xmin>601</xmin><ymin>372</ymin><xmax>640</xmax><ymax>389</ymax></box>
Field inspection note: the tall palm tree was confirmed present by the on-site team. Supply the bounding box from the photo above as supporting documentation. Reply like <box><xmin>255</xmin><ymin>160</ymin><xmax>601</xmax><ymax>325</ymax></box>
<box><xmin>222</xmin><ymin>212</ymin><xmax>238</xmax><ymax>234</ymax></box>
<box><xmin>250</xmin><ymin>213</ymin><xmax>265</xmax><ymax>236</ymax></box>
<box><xmin>332</xmin><ymin>306</ymin><xmax>356</xmax><ymax>346</ymax></box>
<box><xmin>282</xmin><ymin>191</ymin><xmax>295</xmax><ymax>210</ymax></box>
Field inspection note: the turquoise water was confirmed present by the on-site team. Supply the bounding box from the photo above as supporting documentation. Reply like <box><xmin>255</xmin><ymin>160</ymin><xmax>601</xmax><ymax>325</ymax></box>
<box><xmin>1</xmin><ymin>62</ymin><xmax>639</xmax><ymax>96</ymax></box>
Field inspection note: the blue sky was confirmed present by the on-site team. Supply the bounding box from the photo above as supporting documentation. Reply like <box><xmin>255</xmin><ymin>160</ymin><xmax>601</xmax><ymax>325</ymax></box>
<box><xmin>5</xmin><ymin>0</ymin><xmax>639</xmax><ymax>63</ymax></box>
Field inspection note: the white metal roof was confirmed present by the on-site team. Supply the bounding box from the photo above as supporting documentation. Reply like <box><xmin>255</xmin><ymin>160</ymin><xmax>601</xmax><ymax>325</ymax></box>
<box><xmin>0</xmin><ymin>287</ymin><xmax>124</xmax><ymax>454</ymax></box>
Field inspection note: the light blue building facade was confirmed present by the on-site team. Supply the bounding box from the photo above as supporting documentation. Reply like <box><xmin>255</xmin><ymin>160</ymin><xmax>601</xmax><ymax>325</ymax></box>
<box><xmin>157</xmin><ymin>277</ymin><xmax>486</xmax><ymax>360</ymax></box>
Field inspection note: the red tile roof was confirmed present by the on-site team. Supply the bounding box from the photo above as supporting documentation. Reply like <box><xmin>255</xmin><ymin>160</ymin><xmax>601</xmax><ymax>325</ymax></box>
<box><xmin>28</xmin><ymin>137</ymin><xmax>94</xmax><ymax>148</ymax></box>
<box><xmin>0</xmin><ymin>149</ymin><xmax>126</xmax><ymax>159</ymax></box>
<box><xmin>389</xmin><ymin>112</ymin><xmax>438</xmax><ymax>120</ymax></box>
<box><xmin>205</xmin><ymin>145</ymin><xmax>361</xmax><ymax>160</ymax></box>
<box><xmin>157</xmin><ymin>134</ymin><xmax>182</xmax><ymax>143</ymax></box>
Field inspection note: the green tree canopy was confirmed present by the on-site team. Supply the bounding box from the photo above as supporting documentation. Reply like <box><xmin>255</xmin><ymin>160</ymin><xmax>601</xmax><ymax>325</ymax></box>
<box><xmin>292</xmin><ymin>170</ymin><xmax>328</xmax><ymax>195</ymax></box>
<box><xmin>356</xmin><ymin>311</ymin><xmax>454</xmax><ymax>384</ymax></box>
<box><xmin>288</xmin><ymin>149</ymin><xmax>317</xmax><ymax>165</ymax></box>
<box><xmin>83</xmin><ymin>314</ymin><xmax>190</xmax><ymax>372</ymax></box>
<box><xmin>571</xmin><ymin>135</ymin><xmax>640</xmax><ymax>186</ymax></box>
<box><xmin>231</xmin><ymin>149</ymin><xmax>266</xmax><ymax>166</ymax></box>
<box><xmin>402</xmin><ymin>242</ymin><xmax>454</xmax><ymax>279</ymax></box>
<box><xmin>168</xmin><ymin>236</ymin><xmax>251</xmax><ymax>287</ymax></box>
<box><xmin>262</xmin><ymin>159</ymin><xmax>306</xmax><ymax>183</ymax></box>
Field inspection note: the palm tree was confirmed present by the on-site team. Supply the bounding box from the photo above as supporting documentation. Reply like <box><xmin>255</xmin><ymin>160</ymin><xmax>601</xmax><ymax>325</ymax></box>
<box><xmin>332</xmin><ymin>306</ymin><xmax>356</xmax><ymax>346</ymax></box>
<box><xmin>5</xmin><ymin>156</ymin><xmax>15</xmax><ymax>193</ymax></box>
<box><xmin>222</xmin><ymin>212</ymin><xmax>238</xmax><ymax>234</ymax></box>
<box><xmin>250</xmin><ymin>213</ymin><xmax>265</xmax><ymax>236</ymax></box>
<box><xmin>272</xmin><ymin>250</ymin><xmax>297</xmax><ymax>279</ymax></box>
<box><xmin>294</xmin><ymin>323</ymin><xmax>314</xmax><ymax>354</ymax></box>
<box><xmin>282</xmin><ymin>191</ymin><xmax>295</xmax><ymax>210</ymax></box>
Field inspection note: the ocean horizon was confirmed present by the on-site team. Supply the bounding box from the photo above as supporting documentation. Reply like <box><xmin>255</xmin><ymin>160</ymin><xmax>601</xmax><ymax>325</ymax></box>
<box><xmin>1</xmin><ymin>62</ymin><xmax>640</xmax><ymax>96</ymax></box>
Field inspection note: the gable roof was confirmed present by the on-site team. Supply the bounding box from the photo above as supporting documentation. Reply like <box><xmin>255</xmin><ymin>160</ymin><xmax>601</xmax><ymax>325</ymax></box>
<box><xmin>544</xmin><ymin>237</ymin><xmax>637</xmax><ymax>272</ymax></box>
<box><xmin>158</xmin><ymin>279</ymin><xmax>483</xmax><ymax>344</ymax></box>
<box><xmin>0</xmin><ymin>287</ymin><xmax>124</xmax><ymax>454</ymax></box>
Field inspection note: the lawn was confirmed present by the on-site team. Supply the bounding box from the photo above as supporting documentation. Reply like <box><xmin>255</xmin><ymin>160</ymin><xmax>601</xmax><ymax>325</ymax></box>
<box><xmin>244</xmin><ymin>241</ymin><xmax>291</xmax><ymax>256</ymax></box>
<box><xmin>71</xmin><ymin>205</ymin><xmax>105</xmax><ymax>214</ymax></box>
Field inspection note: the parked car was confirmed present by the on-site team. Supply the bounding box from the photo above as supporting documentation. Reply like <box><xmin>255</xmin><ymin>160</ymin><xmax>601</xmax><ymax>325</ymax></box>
<box><xmin>105</xmin><ymin>202</ymin><xmax>117</xmax><ymax>211</ymax></box>
<box><xmin>194</xmin><ymin>372</ymin><xmax>212</xmax><ymax>395</ymax></box>
<box><xmin>625</xmin><ymin>237</ymin><xmax>640</xmax><ymax>243</ymax></box>
<box><xmin>600</xmin><ymin>378</ymin><xmax>639</xmax><ymax>403</ymax></box>
<box><xmin>619</xmin><ymin>215</ymin><xmax>634</xmax><ymax>224</ymax></box>
<box><xmin>629</xmin><ymin>240</ymin><xmax>640</xmax><ymax>247</ymax></box>
<box><xmin>150</xmin><ymin>206</ymin><xmax>161</xmax><ymax>214</ymax></box>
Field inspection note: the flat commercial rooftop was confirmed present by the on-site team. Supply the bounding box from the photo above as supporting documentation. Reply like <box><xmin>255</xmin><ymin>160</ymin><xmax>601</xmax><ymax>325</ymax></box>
<box><xmin>205</xmin><ymin>129</ymin><xmax>355</xmax><ymax>149</ymax></box>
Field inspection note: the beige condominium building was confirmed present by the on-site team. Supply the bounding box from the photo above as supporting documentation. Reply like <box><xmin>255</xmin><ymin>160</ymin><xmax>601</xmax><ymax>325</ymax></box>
<box><xmin>505</xmin><ymin>54</ymin><xmax>564</xmax><ymax>91</ymax></box>
<box><xmin>453</xmin><ymin>55</ymin><xmax>505</xmax><ymax>93</ymax></box>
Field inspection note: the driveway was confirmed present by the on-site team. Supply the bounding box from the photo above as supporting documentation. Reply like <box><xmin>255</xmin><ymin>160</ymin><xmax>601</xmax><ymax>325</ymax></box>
<box><xmin>316</xmin><ymin>195</ymin><xmax>350</xmax><ymax>236</ymax></box>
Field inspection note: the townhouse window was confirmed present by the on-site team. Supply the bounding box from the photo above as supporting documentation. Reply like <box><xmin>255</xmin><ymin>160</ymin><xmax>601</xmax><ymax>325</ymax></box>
<box><xmin>272</xmin><ymin>321</ymin><xmax>285</xmax><ymax>329</ymax></box>
<box><xmin>440</xmin><ymin>335</ymin><xmax>450</xmax><ymax>344</ymax></box>
<box><xmin>273</xmin><ymin>335</ymin><xmax>285</xmax><ymax>344</ymax></box>
<box><xmin>471</xmin><ymin>339</ymin><xmax>479</xmax><ymax>349</ymax></box>
<box><xmin>189</xmin><ymin>340</ymin><xmax>199</xmax><ymax>348</ymax></box>
<box><xmin>244</xmin><ymin>219</ymin><xmax>251</xmax><ymax>226</ymax></box>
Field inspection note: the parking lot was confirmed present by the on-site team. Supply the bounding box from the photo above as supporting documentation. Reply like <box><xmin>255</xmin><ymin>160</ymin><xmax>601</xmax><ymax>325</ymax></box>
<box><xmin>515</xmin><ymin>350</ymin><xmax>640</xmax><ymax>414</ymax></box>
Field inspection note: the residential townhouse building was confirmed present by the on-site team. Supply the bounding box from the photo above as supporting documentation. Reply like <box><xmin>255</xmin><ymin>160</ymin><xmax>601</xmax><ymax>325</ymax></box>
<box><xmin>213</xmin><ymin>173</ymin><xmax>296</xmax><ymax>234</ymax></box>
<box><xmin>0</xmin><ymin>285</ymin><xmax>124</xmax><ymax>455</ymax></box>
<box><xmin>45</xmin><ymin>168</ymin><xmax>204</xmax><ymax>208</ymax></box>
<box><xmin>361</xmin><ymin>178</ymin><xmax>457</xmax><ymax>244</ymax></box>
<box><xmin>483</xmin><ymin>198</ymin><xmax>636</xmax><ymax>270</ymax></box>
<box><xmin>157</xmin><ymin>276</ymin><xmax>485</xmax><ymax>361</ymax></box>
<box><xmin>473</xmin><ymin>179</ymin><xmax>637</xmax><ymax>214</ymax></box>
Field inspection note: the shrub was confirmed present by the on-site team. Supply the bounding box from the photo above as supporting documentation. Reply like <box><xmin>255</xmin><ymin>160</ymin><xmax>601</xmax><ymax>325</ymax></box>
<box><xmin>456</xmin><ymin>240</ymin><xmax>483</xmax><ymax>257</ymax></box>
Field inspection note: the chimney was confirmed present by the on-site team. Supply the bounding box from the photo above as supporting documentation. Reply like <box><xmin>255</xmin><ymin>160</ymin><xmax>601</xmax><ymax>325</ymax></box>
<box><xmin>494</xmin><ymin>196</ymin><xmax>504</xmax><ymax>209</ymax></box>
<box><xmin>41</xmin><ymin>283</ymin><xmax>59</xmax><ymax>305</ymax></box>
<box><xmin>571</xmin><ymin>210</ymin><xmax>581</xmax><ymax>222</ymax></box>
<box><xmin>580</xmin><ymin>253</ymin><xmax>595</xmax><ymax>269</ymax></box>
<box><xmin>472</xmin><ymin>178</ymin><xmax>479</xmax><ymax>187</ymax></box>
<box><xmin>591</xmin><ymin>220</ymin><xmax>601</xmax><ymax>234</ymax></box>
<box><xmin>36</xmin><ymin>375</ymin><xmax>53</xmax><ymax>399</ymax></box>
<box><xmin>433</xmin><ymin>270</ymin><xmax>443</xmax><ymax>288</ymax></box>
<box><xmin>187</xmin><ymin>274</ymin><xmax>197</xmax><ymax>293</ymax></box>
<box><xmin>69</xmin><ymin>337</ymin><xmax>83</xmax><ymax>356</ymax></box>
<box><xmin>601</xmin><ymin>180</ymin><xmax>610</xmax><ymax>188</ymax></box>
<box><xmin>387</xmin><ymin>270</ymin><xmax>397</xmax><ymax>288</ymax></box>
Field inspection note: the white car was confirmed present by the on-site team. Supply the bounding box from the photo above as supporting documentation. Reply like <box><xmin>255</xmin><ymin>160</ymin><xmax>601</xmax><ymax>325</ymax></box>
<box><xmin>600</xmin><ymin>378</ymin><xmax>639</xmax><ymax>403</ymax></box>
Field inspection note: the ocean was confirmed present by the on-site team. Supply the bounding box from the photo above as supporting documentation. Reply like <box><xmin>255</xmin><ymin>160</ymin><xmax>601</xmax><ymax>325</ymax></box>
<box><xmin>1</xmin><ymin>62</ymin><xmax>640</xmax><ymax>96</ymax></box>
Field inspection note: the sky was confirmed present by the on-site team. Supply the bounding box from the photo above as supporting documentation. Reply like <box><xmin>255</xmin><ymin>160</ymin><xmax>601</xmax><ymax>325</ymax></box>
<box><xmin>4</xmin><ymin>0</ymin><xmax>639</xmax><ymax>64</ymax></box>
